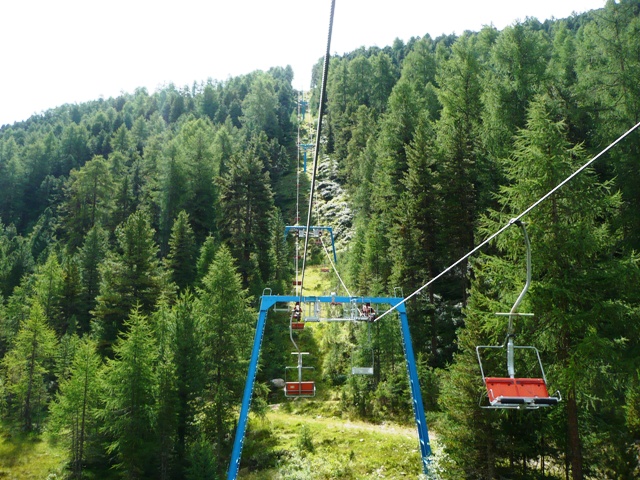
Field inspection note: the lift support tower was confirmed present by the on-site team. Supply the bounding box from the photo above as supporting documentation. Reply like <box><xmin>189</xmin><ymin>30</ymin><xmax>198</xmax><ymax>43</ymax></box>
<box><xmin>226</xmin><ymin>294</ymin><xmax>432</xmax><ymax>479</ymax></box>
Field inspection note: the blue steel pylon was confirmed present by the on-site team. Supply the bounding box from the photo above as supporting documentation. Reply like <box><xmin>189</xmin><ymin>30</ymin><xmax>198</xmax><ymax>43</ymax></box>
<box><xmin>227</xmin><ymin>295</ymin><xmax>432</xmax><ymax>479</ymax></box>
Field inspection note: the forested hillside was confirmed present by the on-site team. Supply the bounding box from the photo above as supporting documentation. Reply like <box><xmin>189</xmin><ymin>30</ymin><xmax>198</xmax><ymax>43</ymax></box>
<box><xmin>0</xmin><ymin>1</ymin><xmax>639</xmax><ymax>479</ymax></box>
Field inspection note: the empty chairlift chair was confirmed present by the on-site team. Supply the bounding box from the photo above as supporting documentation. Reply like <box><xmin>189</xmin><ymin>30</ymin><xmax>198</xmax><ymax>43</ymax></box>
<box><xmin>476</xmin><ymin>220</ymin><xmax>561</xmax><ymax>409</ymax></box>
<box><xmin>285</xmin><ymin>352</ymin><xmax>316</xmax><ymax>397</ymax></box>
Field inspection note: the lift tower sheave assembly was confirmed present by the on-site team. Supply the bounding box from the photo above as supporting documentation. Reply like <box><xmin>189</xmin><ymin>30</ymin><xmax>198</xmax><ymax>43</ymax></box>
<box><xmin>284</xmin><ymin>225</ymin><xmax>338</xmax><ymax>264</ymax></box>
<box><xmin>226</xmin><ymin>295</ymin><xmax>432</xmax><ymax>480</ymax></box>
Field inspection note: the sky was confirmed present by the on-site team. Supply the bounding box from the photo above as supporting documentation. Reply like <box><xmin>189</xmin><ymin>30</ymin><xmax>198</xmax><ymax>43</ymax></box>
<box><xmin>1</xmin><ymin>0</ymin><xmax>606</xmax><ymax>127</ymax></box>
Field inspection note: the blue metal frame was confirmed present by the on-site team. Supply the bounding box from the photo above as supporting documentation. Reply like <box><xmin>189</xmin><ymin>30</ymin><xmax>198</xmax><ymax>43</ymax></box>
<box><xmin>227</xmin><ymin>295</ymin><xmax>431</xmax><ymax>479</ymax></box>
<box><xmin>299</xmin><ymin>143</ymin><xmax>314</xmax><ymax>172</ymax></box>
<box><xmin>284</xmin><ymin>226</ymin><xmax>337</xmax><ymax>263</ymax></box>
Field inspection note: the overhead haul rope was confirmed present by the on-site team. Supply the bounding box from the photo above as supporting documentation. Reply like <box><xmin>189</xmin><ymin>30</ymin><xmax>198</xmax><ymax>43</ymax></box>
<box><xmin>294</xmin><ymin>93</ymin><xmax>302</xmax><ymax>294</ymax></box>
<box><xmin>319</xmin><ymin>232</ymin><xmax>352</xmax><ymax>297</ymax></box>
<box><xmin>374</xmin><ymin>119</ymin><xmax>640</xmax><ymax>323</ymax></box>
<box><xmin>299</xmin><ymin>0</ymin><xmax>336</xmax><ymax>299</ymax></box>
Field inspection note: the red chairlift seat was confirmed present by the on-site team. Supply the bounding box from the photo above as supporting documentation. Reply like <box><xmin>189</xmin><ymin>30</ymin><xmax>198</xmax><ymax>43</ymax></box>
<box><xmin>285</xmin><ymin>352</ymin><xmax>316</xmax><ymax>398</ymax></box>
<box><xmin>484</xmin><ymin>377</ymin><xmax>560</xmax><ymax>407</ymax></box>
<box><xmin>285</xmin><ymin>381</ymin><xmax>316</xmax><ymax>396</ymax></box>
<box><xmin>291</xmin><ymin>322</ymin><xmax>305</xmax><ymax>330</ymax></box>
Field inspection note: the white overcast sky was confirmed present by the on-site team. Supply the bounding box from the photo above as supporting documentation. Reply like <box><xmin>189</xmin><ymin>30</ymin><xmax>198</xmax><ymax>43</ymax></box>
<box><xmin>1</xmin><ymin>0</ymin><xmax>605</xmax><ymax>127</ymax></box>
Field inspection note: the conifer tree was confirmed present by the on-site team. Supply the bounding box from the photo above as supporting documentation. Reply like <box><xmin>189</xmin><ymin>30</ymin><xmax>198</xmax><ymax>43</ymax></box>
<box><xmin>101</xmin><ymin>308</ymin><xmax>159</xmax><ymax>478</ymax></box>
<box><xmin>195</xmin><ymin>245</ymin><xmax>254</xmax><ymax>476</ymax></box>
<box><xmin>31</xmin><ymin>251</ymin><xmax>65</xmax><ymax>334</ymax></box>
<box><xmin>218</xmin><ymin>152</ymin><xmax>275</xmax><ymax>295</ymax></box>
<box><xmin>179</xmin><ymin>119</ymin><xmax>218</xmax><ymax>242</ymax></box>
<box><xmin>196</xmin><ymin>235</ymin><xmax>217</xmax><ymax>284</ymax></box>
<box><xmin>93</xmin><ymin>211</ymin><xmax>168</xmax><ymax>354</ymax></box>
<box><xmin>77</xmin><ymin>225</ymin><xmax>108</xmax><ymax>332</ymax></box>
<box><xmin>151</xmin><ymin>300</ymin><xmax>179</xmax><ymax>480</ymax></box>
<box><xmin>481</xmin><ymin>22</ymin><xmax>550</xmax><ymax>161</ymax></box>
<box><xmin>2</xmin><ymin>301</ymin><xmax>57</xmax><ymax>431</ymax></box>
<box><xmin>50</xmin><ymin>336</ymin><xmax>102</xmax><ymax>478</ymax></box>
<box><xmin>388</xmin><ymin>115</ymin><xmax>440</xmax><ymax>360</ymax></box>
<box><xmin>60</xmin><ymin>252</ymin><xmax>82</xmax><ymax>334</ymax></box>
<box><xmin>157</xmin><ymin>141</ymin><xmax>189</xmax><ymax>253</ymax></box>
<box><xmin>165</xmin><ymin>210</ymin><xmax>197</xmax><ymax>292</ymax></box>
<box><xmin>59</xmin><ymin>155</ymin><xmax>114</xmax><ymax>250</ymax></box>
<box><xmin>172</xmin><ymin>292</ymin><xmax>205</xmax><ymax>476</ymax></box>
<box><xmin>575</xmin><ymin>0</ymin><xmax>640</xmax><ymax>251</ymax></box>
<box><xmin>433</xmin><ymin>33</ymin><xmax>485</xmax><ymax>305</ymax></box>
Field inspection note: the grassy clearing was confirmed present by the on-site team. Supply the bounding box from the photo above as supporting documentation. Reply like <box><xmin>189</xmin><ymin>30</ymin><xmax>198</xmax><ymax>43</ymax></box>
<box><xmin>239</xmin><ymin>405</ymin><xmax>427</xmax><ymax>479</ymax></box>
<box><xmin>0</xmin><ymin>426</ymin><xmax>65</xmax><ymax>479</ymax></box>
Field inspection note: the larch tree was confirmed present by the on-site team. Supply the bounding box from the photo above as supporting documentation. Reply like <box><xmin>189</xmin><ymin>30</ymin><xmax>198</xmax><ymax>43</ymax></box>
<box><xmin>77</xmin><ymin>225</ymin><xmax>108</xmax><ymax>333</ymax></box>
<box><xmin>195</xmin><ymin>245</ymin><xmax>254</xmax><ymax>476</ymax></box>
<box><xmin>101</xmin><ymin>308</ymin><xmax>159</xmax><ymax>479</ymax></box>
<box><xmin>50</xmin><ymin>336</ymin><xmax>103</xmax><ymax>478</ymax></box>
<box><xmin>171</xmin><ymin>292</ymin><xmax>205</xmax><ymax>477</ymax></box>
<box><xmin>179</xmin><ymin>118</ymin><xmax>218</xmax><ymax>243</ymax></box>
<box><xmin>93</xmin><ymin>210</ymin><xmax>169</xmax><ymax>354</ymax></box>
<box><xmin>151</xmin><ymin>300</ymin><xmax>179</xmax><ymax>480</ymax></box>
<box><xmin>165</xmin><ymin>210</ymin><xmax>197</xmax><ymax>292</ymax></box>
<box><xmin>59</xmin><ymin>155</ymin><xmax>114</xmax><ymax>251</ymax></box>
<box><xmin>217</xmin><ymin>152</ymin><xmax>275</xmax><ymax>296</ymax></box>
<box><xmin>2</xmin><ymin>301</ymin><xmax>57</xmax><ymax>431</ymax></box>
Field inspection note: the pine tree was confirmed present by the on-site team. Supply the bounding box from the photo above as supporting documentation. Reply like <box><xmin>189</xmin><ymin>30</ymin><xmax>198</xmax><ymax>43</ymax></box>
<box><xmin>575</xmin><ymin>0</ymin><xmax>640</xmax><ymax>251</ymax></box>
<box><xmin>195</xmin><ymin>245</ymin><xmax>254</xmax><ymax>476</ymax></box>
<box><xmin>31</xmin><ymin>251</ymin><xmax>64</xmax><ymax>334</ymax></box>
<box><xmin>101</xmin><ymin>308</ymin><xmax>159</xmax><ymax>478</ymax></box>
<box><xmin>179</xmin><ymin>119</ymin><xmax>218</xmax><ymax>243</ymax></box>
<box><xmin>481</xmin><ymin>22</ymin><xmax>551</xmax><ymax>162</ymax></box>
<box><xmin>60</xmin><ymin>252</ymin><xmax>82</xmax><ymax>334</ymax></box>
<box><xmin>157</xmin><ymin>140</ymin><xmax>189</xmax><ymax>253</ymax></box>
<box><xmin>77</xmin><ymin>225</ymin><xmax>108</xmax><ymax>333</ymax></box>
<box><xmin>59</xmin><ymin>155</ymin><xmax>114</xmax><ymax>250</ymax></box>
<box><xmin>217</xmin><ymin>152</ymin><xmax>275</xmax><ymax>295</ymax></box>
<box><xmin>388</xmin><ymin>115</ymin><xmax>441</xmax><ymax>362</ymax></box>
<box><xmin>165</xmin><ymin>210</ymin><xmax>197</xmax><ymax>292</ymax></box>
<box><xmin>172</xmin><ymin>292</ymin><xmax>205</xmax><ymax>477</ymax></box>
<box><xmin>2</xmin><ymin>301</ymin><xmax>57</xmax><ymax>431</ymax></box>
<box><xmin>50</xmin><ymin>336</ymin><xmax>102</xmax><ymax>478</ymax></box>
<box><xmin>196</xmin><ymin>235</ymin><xmax>217</xmax><ymax>284</ymax></box>
<box><xmin>151</xmin><ymin>300</ymin><xmax>179</xmax><ymax>480</ymax></box>
<box><xmin>93</xmin><ymin>211</ymin><xmax>169</xmax><ymax>354</ymax></box>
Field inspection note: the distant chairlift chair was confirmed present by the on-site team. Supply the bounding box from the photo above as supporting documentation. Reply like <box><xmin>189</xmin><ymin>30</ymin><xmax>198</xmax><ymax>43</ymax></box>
<box><xmin>351</xmin><ymin>321</ymin><xmax>374</xmax><ymax>375</ymax></box>
<box><xmin>286</xmin><ymin>308</ymin><xmax>315</xmax><ymax>397</ymax></box>
<box><xmin>285</xmin><ymin>352</ymin><xmax>316</xmax><ymax>397</ymax></box>
<box><xmin>476</xmin><ymin>220</ymin><xmax>561</xmax><ymax>409</ymax></box>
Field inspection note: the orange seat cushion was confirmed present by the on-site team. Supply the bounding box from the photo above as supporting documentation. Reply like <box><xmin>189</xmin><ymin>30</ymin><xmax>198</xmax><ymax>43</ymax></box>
<box><xmin>485</xmin><ymin>377</ymin><xmax>550</xmax><ymax>403</ymax></box>
<box><xmin>285</xmin><ymin>381</ymin><xmax>315</xmax><ymax>395</ymax></box>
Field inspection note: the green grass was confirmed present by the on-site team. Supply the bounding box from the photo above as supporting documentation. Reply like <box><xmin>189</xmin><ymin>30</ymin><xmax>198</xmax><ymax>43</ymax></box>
<box><xmin>239</xmin><ymin>406</ymin><xmax>426</xmax><ymax>479</ymax></box>
<box><xmin>0</xmin><ymin>426</ymin><xmax>65</xmax><ymax>479</ymax></box>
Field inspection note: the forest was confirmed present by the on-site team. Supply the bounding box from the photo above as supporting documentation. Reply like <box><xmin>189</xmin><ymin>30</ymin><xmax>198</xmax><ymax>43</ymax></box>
<box><xmin>0</xmin><ymin>1</ymin><xmax>639</xmax><ymax>478</ymax></box>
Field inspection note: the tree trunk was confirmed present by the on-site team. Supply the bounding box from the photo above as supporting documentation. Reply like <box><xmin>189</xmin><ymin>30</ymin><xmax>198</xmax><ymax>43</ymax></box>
<box><xmin>24</xmin><ymin>332</ymin><xmax>38</xmax><ymax>431</ymax></box>
<box><xmin>567</xmin><ymin>386</ymin><xmax>583</xmax><ymax>480</ymax></box>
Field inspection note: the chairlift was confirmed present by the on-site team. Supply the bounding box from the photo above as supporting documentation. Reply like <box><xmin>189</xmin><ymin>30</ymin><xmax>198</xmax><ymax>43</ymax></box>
<box><xmin>285</xmin><ymin>352</ymin><xmax>316</xmax><ymax>397</ymax></box>
<box><xmin>290</xmin><ymin>302</ymin><xmax>304</xmax><ymax>330</ymax></box>
<box><xmin>322</xmin><ymin>298</ymin><xmax>368</xmax><ymax>322</ymax></box>
<box><xmin>361</xmin><ymin>302</ymin><xmax>376</xmax><ymax>322</ymax></box>
<box><xmin>476</xmin><ymin>220</ymin><xmax>561</xmax><ymax>409</ymax></box>
<box><xmin>351</xmin><ymin>322</ymin><xmax>374</xmax><ymax>375</ymax></box>
<box><xmin>304</xmin><ymin>300</ymin><xmax>321</xmax><ymax>322</ymax></box>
